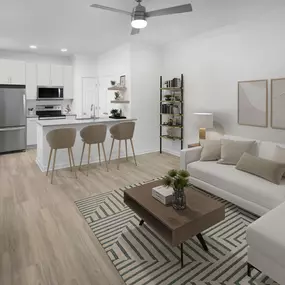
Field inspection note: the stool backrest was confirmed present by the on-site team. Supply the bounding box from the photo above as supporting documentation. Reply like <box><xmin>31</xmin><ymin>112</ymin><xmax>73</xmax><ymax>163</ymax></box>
<box><xmin>110</xmin><ymin>122</ymin><xmax>135</xmax><ymax>140</ymax></box>
<box><xmin>80</xmin><ymin>124</ymin><xmax>107</xmax><ymax>144</ymax></box>
<box><xmin>46</xmin><ymin>128</ymin><xmax>76</xmax><ymax>149</ymax></box>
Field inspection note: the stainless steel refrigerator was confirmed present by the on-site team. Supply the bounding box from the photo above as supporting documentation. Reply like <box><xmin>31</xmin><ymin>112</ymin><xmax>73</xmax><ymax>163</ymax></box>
<box><xmin>0</xmin><ymin>85</ymin><xmax>26</xmax><ymax>153</ymax></box>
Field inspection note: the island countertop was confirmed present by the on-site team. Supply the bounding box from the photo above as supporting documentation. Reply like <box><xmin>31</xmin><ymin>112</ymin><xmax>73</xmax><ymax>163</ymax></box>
<box><xmin>37</xmin><ymin>117</ymin><xmax>137</xmax><ymax>127</ymax></box>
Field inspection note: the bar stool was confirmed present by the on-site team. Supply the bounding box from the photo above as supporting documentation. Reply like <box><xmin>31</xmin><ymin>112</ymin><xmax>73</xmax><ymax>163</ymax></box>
<box><xmin>109</xmin><ymin>122</ymin><xmax>137</xmax><ymax>170</ymax></box>
<box><xmin>79</xmin><ymin>124</ymin><xmax>108</xmax><ymax>175</ymax></box>
<box><xmin>46</xmin><ymin>128</ymin><xmax>77</xmax><ymax>184</ymax></box>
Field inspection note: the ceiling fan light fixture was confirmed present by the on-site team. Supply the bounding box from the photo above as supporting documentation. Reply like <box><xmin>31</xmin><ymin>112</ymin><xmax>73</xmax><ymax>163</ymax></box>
<box><xmin>131</xmin><ymin>19</ymin><xmax>147</xmax><ymax>29</ymax></box>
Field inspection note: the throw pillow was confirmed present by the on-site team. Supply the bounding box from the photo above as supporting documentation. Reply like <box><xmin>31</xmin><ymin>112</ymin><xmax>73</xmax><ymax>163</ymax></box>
<box><xmin>218</xmin><ymin>139</ymin><xmax>256</xmax><ymax>165</ymax></box>
<box><xmin>200</xmin><ymin>140</ymin><xmax>221</xmax><ymax>161</ymax></box>
<box><xmin>273</xmin><ymin>145</ymin><xmax>285</xmax><ymax>177</ymax></box>
<box><xmin>236</xmin><ymin>153</ymin><xmax>285</xmax><ymax>185</ymax></box>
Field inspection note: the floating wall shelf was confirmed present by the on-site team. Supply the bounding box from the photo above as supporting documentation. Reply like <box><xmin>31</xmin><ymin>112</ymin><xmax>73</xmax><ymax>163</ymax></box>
<box><xmin>108</xmin><ymin>86</ymin><xmax>127</xmax><ymax>91</ymax></box>
<box><xmin>111</xmin><ymin>100</ymin><xmax>130</xmax><ymax>104</ymax></box>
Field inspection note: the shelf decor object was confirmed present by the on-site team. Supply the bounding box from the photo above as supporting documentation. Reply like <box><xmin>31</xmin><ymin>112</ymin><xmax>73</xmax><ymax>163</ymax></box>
<box><xmin>238</xmin><ymin>80</ymin><xmax>268</xmax><ymax>127</ymax></box>
<box><xmin>160</xmin><ymin>74</ymin><xmax>184</xmax><ymax>153</ymax></box>
<box><xmin>194</xmin><ymin>113</ymin><xmax>213</xmax><ymax>140</ymax></box>
<box><xmin>120</xmin><ymin>75</ymin><xmax>126</xmax><ymax>87</ymax></box>
<box><xmin>271</xmin><ymin>78</ymin><xmax>285</xmax><ymax>129</ymax></box>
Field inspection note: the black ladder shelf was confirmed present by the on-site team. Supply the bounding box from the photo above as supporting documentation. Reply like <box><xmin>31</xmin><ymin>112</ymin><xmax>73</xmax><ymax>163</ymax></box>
<box><xmin>159</xmin><ymin>74</ymin><xmax>184</xmax><ymax>153</ymax></box>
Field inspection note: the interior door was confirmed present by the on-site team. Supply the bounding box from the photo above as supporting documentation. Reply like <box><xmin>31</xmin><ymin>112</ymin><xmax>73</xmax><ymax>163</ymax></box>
<box><xmin>82</xmin><ymin>77</ymin><xmax>98</xmax><ymax>117</ymax></box>
<box><xmin>0</xmin><ymin>87</ymin><xmax>26</xmax><ymax>127</ymax></box>
<box><xmin>98</xmin><ymin>76</ymin><xmax>112</xmax><ymax>118</ymax></box>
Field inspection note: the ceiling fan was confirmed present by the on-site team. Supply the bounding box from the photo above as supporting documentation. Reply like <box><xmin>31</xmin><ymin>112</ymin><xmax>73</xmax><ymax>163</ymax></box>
<box><xmin>90</xmin><ymin>0</ymin><xmax>192</xmax><ymax>35</ymax></box>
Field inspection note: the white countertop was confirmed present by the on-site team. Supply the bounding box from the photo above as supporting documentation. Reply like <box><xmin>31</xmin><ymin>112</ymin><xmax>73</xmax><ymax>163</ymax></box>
<box><xmin>37</xmin><ymin>117</ymin><xmax>137</xmax><ymax>127</ymax></box>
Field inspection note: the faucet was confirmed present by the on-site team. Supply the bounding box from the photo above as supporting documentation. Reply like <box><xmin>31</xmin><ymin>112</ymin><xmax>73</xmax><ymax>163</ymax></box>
<box><xmin>90</xmin><ymin>104</ymin><xmax>96</xmax><ymax>119</ymax></box>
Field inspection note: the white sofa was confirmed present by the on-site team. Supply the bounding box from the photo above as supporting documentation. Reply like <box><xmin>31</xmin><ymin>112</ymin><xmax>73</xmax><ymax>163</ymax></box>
<box><xmin>180</xmin><ymin>135</ymin><xmax>285</xmax><ymax>284</ymax></box>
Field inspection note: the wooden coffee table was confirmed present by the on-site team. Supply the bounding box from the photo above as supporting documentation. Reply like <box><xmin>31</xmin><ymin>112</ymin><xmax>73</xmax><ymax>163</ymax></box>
<box><xmin>124</xmin><ymin>180</ymin><xmax>225</xmax><ymax>268</ymax></box>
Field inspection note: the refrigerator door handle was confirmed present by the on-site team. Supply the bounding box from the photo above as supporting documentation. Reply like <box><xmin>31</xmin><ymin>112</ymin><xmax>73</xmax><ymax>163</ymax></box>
<box><xmin>0</xmin><ymin>127</ymin><xmax>26</xmax><ymax>132</ymax></box>
<box><xmin>23</xmin><ymin>93</ymin><xmax>26</xmax><ymax>117</ymax></box>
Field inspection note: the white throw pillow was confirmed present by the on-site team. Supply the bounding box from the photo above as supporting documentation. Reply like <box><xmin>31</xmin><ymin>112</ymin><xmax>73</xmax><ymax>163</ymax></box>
<box><xmin>218</xmin><ymin>139</ymin><xmax>256</xmax><ymax>165</ymax></box>
<box><xmin>200</xmin><ymin>140</ymin><xmax>221</xmax><ymax>161</ymax></box>
<box><xmin>272</xmin><ymin>145</ymin><xmax>285</xmax><ymax>177</ymax></box>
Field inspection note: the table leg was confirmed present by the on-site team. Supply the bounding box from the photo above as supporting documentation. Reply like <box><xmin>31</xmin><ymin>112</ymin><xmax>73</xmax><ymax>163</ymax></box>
<box><xmin>197</xmin><ymin>233</ymin><xmax>208</xmax><ymax>251</ymax></box>
<box><xmin>139</xmin><ymin>219</ymin><xmax>144</xmax><ymax>226</ymax></box>
<box><xmin>181</xmin><ymin>243</ymin><xmax>184</xmax><ymax>268</ymax></box>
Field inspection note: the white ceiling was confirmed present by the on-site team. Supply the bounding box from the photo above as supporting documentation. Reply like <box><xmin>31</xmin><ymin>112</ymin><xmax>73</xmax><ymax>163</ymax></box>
<box><xmin>0</xmin><ymin>0</ymin><xmax>284</xmax><ymax>56</ymax></box>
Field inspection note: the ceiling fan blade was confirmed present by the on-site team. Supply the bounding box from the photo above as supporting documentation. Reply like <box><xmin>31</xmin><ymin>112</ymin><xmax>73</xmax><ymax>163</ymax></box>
<box><xmin>146</xmin><ymin>4</ymin><xmax>192</xmax><ymax>18</ymax></box>
<box><xmin>90</xmin><ymin>4</ymin><xmax>132</xmax><ymax>16</ymax></box>
<box><xmin>131</xmin><ymin>28</ymin><xmax>140</xmax><ymax>35</ymax></box>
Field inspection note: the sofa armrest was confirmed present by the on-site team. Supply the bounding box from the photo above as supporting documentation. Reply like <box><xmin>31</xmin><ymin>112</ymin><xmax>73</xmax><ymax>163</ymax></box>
<box><xmin>180</xmin><ymin>146</ymin><xmax>202</xmax><ymax>170</ymax></box>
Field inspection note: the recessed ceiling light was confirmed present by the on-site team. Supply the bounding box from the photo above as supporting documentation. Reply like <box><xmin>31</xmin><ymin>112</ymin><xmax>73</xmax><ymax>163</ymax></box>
<box><xmin>29</xmin><ymin>45</ymin><xmax>37</xmax><ymax>49</ymax></box>
<box><xmin>61</xmin><ymin>48</ymin><xmax>67</xmax><ymax>52</ymax></box>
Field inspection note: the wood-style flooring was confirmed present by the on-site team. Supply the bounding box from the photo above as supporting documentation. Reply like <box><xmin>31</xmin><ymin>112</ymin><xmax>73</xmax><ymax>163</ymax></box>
<box><xmin>0</xmin><ymin>149</ymin><xmax>179</xmax><ymax>285</ymax></box>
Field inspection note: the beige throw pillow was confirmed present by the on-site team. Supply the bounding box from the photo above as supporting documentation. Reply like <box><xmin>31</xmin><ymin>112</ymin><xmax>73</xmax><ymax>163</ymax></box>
<box><xmin>236</xmin><ymin>153</ymin><xmax>285</xmax><ymax>185</ymax></box>
<box><xmin>273</xmin><ymin>145</ymin><xmax>285</xmax><ymax>177</ymax></box>
<box><xmin>218</xmin><ymin>139</ymin><xmax>256</xmax><ymax>165</ymax></box>
<box><xmin>200</xmin><ymin>140</ymin><xmax>221</xmax><ymax>161</ymax></box>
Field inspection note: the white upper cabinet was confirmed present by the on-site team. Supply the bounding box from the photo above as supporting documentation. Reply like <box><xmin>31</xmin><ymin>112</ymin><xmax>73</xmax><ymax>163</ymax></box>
<box><xmin>25</xmin><ymin>63</ymin><xmax>37</xmax><ymax>99</ymax></box>
<box><xmin>0</xmin><ymin>59</ymin><xmax>25</xmax><ymax>84</ymax></box>
<box><xmin>51</xmin><ymin>65</ymin><xmax>63</xmax><ymax>86</ymax></box>
<box><xmin>37</xmin><ymin>64</ymin><xmax>63</xmax><ymax>87</ymax></box>
<box><xmin>63</xmin><ymin>66</ymin><xmax>73</xmax><ymax>99</ymax></box>
<box><xmin>37</xmin><ymin>63</ymin><xmax>50</xmax><ymax>86</ymax></box>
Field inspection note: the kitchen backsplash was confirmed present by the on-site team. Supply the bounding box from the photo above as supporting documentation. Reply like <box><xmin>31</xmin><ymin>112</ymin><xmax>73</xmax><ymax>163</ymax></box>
<box><xmin>26</xmin><ymin>99</ymin><xmax>74</xmax><ymax>115</ymax></box>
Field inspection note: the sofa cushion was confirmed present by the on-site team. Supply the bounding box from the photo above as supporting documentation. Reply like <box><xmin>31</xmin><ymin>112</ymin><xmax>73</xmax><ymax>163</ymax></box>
<box><xmin>218</xmin><ymin>139</ymin><xmax>256</xmax><ymax>165</ymax></box>
<box><xmin>187</xmin><ymin>161</ymin><xmax>285</xmax><ymax>210</ymax></box>
<box><xmin>247</xmin><ymin>202</ymin><xmax>285</xmax><ymax>268</ymax></box>
<box><xmin>200</xmin><ymin>140</ymin><xmax>221</xmax><ymax>161</ymax></box>
<box><xmin>236</xmin><ymin>153</ymin><xmax>285</xmax><ymax>185</ymax></box>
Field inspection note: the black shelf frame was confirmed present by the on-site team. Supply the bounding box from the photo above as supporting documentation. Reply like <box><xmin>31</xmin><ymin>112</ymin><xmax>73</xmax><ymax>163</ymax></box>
<box><xmin>160</xmin><ymin>74</ymin><xmax>184</xmax><ymax>153</ymax></box>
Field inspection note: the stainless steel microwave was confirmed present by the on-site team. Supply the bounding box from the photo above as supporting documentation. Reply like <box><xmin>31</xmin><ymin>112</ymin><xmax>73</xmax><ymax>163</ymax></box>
<box><xmin>37</xmin><ymin>87</ymin><xmax>64</xmax><ymax>100</ymax></box>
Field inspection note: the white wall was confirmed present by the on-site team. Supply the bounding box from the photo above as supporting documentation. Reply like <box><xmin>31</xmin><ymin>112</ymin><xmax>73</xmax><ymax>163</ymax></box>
<box><xmin>130</xmin><ymin>43</ymin><xmax>162</xmax><ymax>154</ymax></box>
<box><xmin>0</xmin><ymin>50</ymin><xmax>72</xmax><ymax>65</ymax></box>
<box><xmin>163</xmin><ymin>6</ymin><xmax>285</xmax><ymax>154</ymax></box>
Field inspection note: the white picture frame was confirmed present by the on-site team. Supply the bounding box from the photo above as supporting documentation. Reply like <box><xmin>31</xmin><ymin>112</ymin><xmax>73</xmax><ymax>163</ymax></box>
<box><xmin>120</xmin><ymin>75</ymin><xmax>126</xmax><ymax>87</ymax></box>
<box><xmin>271</xmin><ymin>78</ymin><xmax>285</xmax><ymax>129</ymax></box>
<box><xmin>238</xmin><ymin>80</ymin><xmax>268</xmax><ymax>128</ymax></box>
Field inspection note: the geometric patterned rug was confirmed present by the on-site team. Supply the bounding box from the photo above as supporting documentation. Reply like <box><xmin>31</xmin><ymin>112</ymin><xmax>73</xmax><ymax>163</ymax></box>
<box><xmin>75</xmin><ymin>178</ymin><xmax>279</xmax><ymax>285</ymax></box>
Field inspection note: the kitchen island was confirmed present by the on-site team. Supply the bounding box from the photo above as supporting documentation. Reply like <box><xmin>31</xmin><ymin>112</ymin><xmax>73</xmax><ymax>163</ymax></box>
<box><xmin>36</xmin><ymin>118</ymin><xmax>137</xmax><ymax>172</ymax></box>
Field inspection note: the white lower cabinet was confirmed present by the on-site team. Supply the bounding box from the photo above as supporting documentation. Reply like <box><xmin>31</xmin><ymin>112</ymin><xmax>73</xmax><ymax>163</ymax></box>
<box><xmin>27</xmin><ymin>118</ymin><xmax>37</xmax><ymax>146</ymax></box>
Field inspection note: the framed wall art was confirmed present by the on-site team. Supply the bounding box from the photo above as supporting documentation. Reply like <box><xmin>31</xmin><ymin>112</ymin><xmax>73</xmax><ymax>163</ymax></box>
<box><xmin>120</xmin><ymin>75</ymin><xmax>126</xmax><ymax>87</ymax></box>
<box><xmin>271</xmin><ymin>78</ymin><xmax>285</xmax><ymax>129</ymax></box>
<box><xmin>238</xmin><ymin>80</ymin><xmax>268</xmax><ymax>127</ymax></box>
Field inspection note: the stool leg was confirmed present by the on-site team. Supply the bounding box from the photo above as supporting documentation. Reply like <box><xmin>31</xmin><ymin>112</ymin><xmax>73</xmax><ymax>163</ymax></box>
<box><xmin>117</xmin><ymin>140</ymin><xmax>121</xmax><ymax>170</ymax></box>
<box><xmin>87</xmin><ymin>144</ymin><xmax>91</xmax><ymax>176</ymax></box>
<box><xmin>68</xmin><ymin>148</ymin><xmax>73</xmax><ymax>172</ymax></box>
<box><xmin>98</xmin><ymin>143</ymin><xmax>102</xmax><ymax>166</ymax></box>
<box><xmin>130</xmin><ymin>139</ymin><xmax>137</xmax><ymax>166</ymax></box>
<box><xmin>51</xmin><ymin>149</ymin><xmax>57</xmax><ymax>184</ymax></box>
<box><xmin>101</xmin><ymin>143</ymin><xmax>108</xmax><ymax>172</ymax></box>
<box><xmin>46</xmin><ymin>148</ymin><xmax>53</xmax><ymax>176</ymax></box>
<box><xmin>125</xmin><ymin>140</ymin><xmax>128</xmax><ymax>161</ymax></box>
<box><xmin>79</xmin><ymin>142</ymin><xmax>86</xmax><ymax>170</ymax></box>
<box><xmin>109</xmin><ymin>138</ymin><xmax>115</xmax><ymax>164</ymax></box>
<box><xmin>70</xmin><ymin>148</ymin><xmax>77</xmax><ymax>179</ymax></box>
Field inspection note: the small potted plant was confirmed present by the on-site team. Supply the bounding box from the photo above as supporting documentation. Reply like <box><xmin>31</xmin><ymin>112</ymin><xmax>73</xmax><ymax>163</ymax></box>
<box><xmin>110</xmin><ymin>109</ymin><xmax>120</xmax><ymax>118</ymax></box>
<box><xmin>114</xmin><ymin>91</ymin><xmax>120</xmax><ymax>100</ymax></box>
<box><xmin>163</xmin><ymin>169</ymin><xmax>190</xmax><ymax>210</ymax></box>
